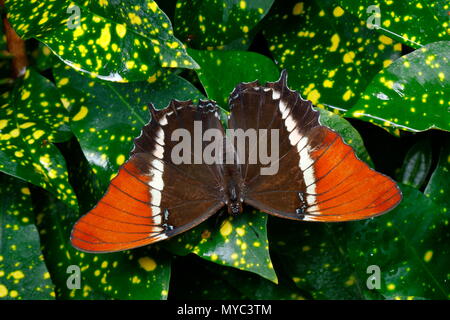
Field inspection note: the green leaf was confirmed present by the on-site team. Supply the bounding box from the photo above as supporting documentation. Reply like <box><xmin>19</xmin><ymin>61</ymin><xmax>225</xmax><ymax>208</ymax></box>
<box><xmin>0</xmin><ymin>23</ymin><xmax>7</xmax><ymax>52</ymax></box>
<box><xmin>164</xmin><ymin>210</ymin><xmax>278</xmax><ymax>283</ymax></box>
<box><xmin>344</xmin><ymin>185</ymin><xmax>450</xmax><ymax>299</ymax></box>
<box><xmin>269</xmin><ymin>218</ymin><xmax>378</xmax><ymax>299</ymax></box>
<box><xmin>204</xmin><ymin>258</ymin><xmax>305</xmax><ymax>299</ymax></box>
<box><xmin>171</xmin><ymin>253</ymin><xmax>304</xmax><ymax>299</ymax></box>
<box><xmin>188</xmin><ymin>49</ymin><xmax>280</xmax><ymax>107</ymax></box>
<box><xmin>170</xmin><ymin>255</ymin><xmax>247</xmax><ymax>299</ymax></box>
<box><xmin>338</xmin><ymin>0</ymin><xmax>450</xmax><ymax>49</ymax></box>
<box><xmin>5</xmin><ymin>0</ymin><xmax>198</xmax><ymax>82</ymax></box>
<box><xmin>346</xmin><ymin>41</ymin><xmax>450</xmax><ymax>133</ymax></box>
<box><xmin>34</xmin><ymin>44</ymin><xmax>59</xmax><ymax>72</ymax></box>
<box><xmin>263</xmin><ymin>0</ymin><xmax>402</xmax><ymax>112</ymax></box>
<box><xmin>33</xmin><ymin>147</ymin><xmax>171</xmax><ymax>300</ymax></box>
<box><xmin>53</xmin><ymin>65</ymin><xmax>203</xmax><ymax>188</ymax></box>
<box><xmin>174</xmin><ymin>0</ymin><xmax>274</xmax><ymax>49</ymax></box>
<box><xmin>0</xmin><ymin>173</ymin><xmax>55</xmax><ymax>300</ymax></box>
<box><xmin>424</xmin><ymin>137</ymin><xmax>450</xmax><ymax>213</ymax></box>
<box><xmin>0</xmin><ymin>69</ymin><xmax>77</xmax><ymax>209</ymax></box>
<box><xmin>398</xmin><ymin>139</ymin><xmax>433</xmax><ymax>189</ymax></box>
<box><xmin>270</xmin><ymin>183</ymin><xmax>450</xmax><ymax>300</ymax></box>
<box><xmin>318</xmin><ymin>109</ymin><xmax>373</xmax><ymax>166</ymax></box>
<box><xmin>0</xmin><ymin>25</ymin><xmax>13</xmax><ymax>84</ymax></box>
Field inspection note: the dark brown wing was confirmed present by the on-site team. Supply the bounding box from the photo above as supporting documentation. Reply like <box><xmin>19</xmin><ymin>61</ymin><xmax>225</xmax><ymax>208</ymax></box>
<box><xmin>228</xmin><ymin>71</ymin><xmax>402</xmax><ymax>222</ymax></box>
<box><xmin>71</xmin><ymin>100</ymin><xmax>225</xmax><ymax>253</ymax></box>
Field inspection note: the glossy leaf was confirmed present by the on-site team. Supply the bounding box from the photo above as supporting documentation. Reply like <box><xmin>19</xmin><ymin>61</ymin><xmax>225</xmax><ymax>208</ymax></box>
<box><xmin>169</xmin><ymin>254</ymin><xmax>247</xmax><ymax>299</ymax></box>
<box><xmin>33</xmin><ymin>146</ymin><xmax>171</xmax><ymax>300</ymax></box>
<box><xmin>5</xmin><ymin>0</ymin><xmax>198</xmax><ymax>82</ymax></box>
<box><xmin>188</xmin><ymin>49</ymin><xmax>280</xmax><ymax>107</ymax></box>
<box><xmin>0</xmin><ymin>69</ymin><xmax>77</xmax><ymax>209</ymax></box>
<box><xmin>398</xmin><ymin>139</ymin><xmax>433</xmax><ymax>189</ymax></box>
<box><xmin>269</xmin><ymin>218</ymin><xmax>379</xmax><ymax>299</ymax></box>
<box><xmin>263</xmin><ymin>0</ymin><xmax>402</xmax><ymax>112</ymax></box>
<box><xmin>344</xmin><ymin>185</ymin><xmax>450</xmax><ymax>300</ymax></box>
<box><xmin>0</xmin><ymin>174</ymin><xmax>55</xmax><ymax>300</ymax></box>
<box><xmin>0</xmin><ymin>23</ymin><xmax>6</xmax><ymax>52</ymax></box>
<box><xmin>424</xmin><ymin>138</ymin><xmax>450</xmax><ymax>213</ymax></box>
<box><xmin>170</xmin><ymin>252</ymin><xmax>306</xmax><ymax>300</ymax></box>
<box><xmin>338</xmin><ymin>0</ymin><xmax>450</xmax><ymax>49</ymax></box>
<box><xmin>165</xmin><ymin>210</ymin><xmax>278</xmax><ymax>283</ymax></box>
<box><xmin>34</xmin><ymin>44</ymin><xmax>58</xmax><ymax>72</ymax></box>
<box><xmin>174</xmin><ymin>0</ymin><xmax>274</xmax><ymax>49</ymax></box>
<box><xmin>347</xmin><ymin>41</ymin><xmax>450</xmax><ymax>132</ymax></box>
<box><xmin>0</xmin><ymin>24</ymin><xmax>12</xmax><ymax>84</ymax></box>
<box><xmin>203</xmin><ymin>257</ymin><xmax>305</xmax><ymax>299</ymax></box>
<box><xmin>271</xmin><ymin>183</ymin><xmax>450</xmax><ymax>300</ymax></box>
<box><xmin>53</xmin><ymin>65</ymin><xmax>203</xmax><ymax>188</ymax></box>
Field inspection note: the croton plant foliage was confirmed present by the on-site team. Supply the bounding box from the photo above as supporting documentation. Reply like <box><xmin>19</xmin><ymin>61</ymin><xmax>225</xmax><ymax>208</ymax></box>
<box><xmin>0</xmin><ymin>0</ymin><xmax>448</xmax><ymax>300</ymax></box>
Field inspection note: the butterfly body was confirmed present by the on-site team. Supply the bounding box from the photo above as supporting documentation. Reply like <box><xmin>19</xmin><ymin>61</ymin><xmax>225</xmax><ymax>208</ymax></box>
<box><xmin>71</xmin><ymin>71</ymin><xmax>402</xmax><ymax>253</ymax></box>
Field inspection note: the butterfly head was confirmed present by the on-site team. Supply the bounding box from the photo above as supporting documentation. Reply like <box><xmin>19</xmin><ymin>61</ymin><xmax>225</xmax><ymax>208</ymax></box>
<box><xmin>228</xmin><ymin>202</ymin><xmax>243</xmax><ymax>216</ymax></box>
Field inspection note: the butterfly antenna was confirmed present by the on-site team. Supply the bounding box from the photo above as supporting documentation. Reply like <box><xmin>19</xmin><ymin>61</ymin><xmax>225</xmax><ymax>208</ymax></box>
<box><xmin>279</xmin><ymin>69</ymin><xmax>288</xmax><ymax>87</ymax></box>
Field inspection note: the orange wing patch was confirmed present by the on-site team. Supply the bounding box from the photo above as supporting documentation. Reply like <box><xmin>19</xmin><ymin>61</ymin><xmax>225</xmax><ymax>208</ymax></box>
<box><xmin>306</xmin><ymin>128</ymin><xmax>401</xmax><ymax>221</ymax></box>
<box><xmin>71</xmin><ymin>159</ymin><xmax>166</xmax><ymax>253</ymax></box>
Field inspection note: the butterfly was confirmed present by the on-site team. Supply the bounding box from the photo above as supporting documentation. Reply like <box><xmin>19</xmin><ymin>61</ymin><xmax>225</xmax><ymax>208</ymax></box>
<box><xmin>71</xmin><ymin>70</ymin><xmax>402</xmax><ymax>253</ymax></box>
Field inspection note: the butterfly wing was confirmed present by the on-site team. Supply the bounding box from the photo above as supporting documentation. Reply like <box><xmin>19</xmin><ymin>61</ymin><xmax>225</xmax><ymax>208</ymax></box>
<box><xmin>228</xmin><ymin>71</ymin><xmax>402</xmax><ymax>222</ymax></box>
<box><xmin>71</xmin><ymin>100</ymin><xmax>225</xmax><ymax>252</ymax></box>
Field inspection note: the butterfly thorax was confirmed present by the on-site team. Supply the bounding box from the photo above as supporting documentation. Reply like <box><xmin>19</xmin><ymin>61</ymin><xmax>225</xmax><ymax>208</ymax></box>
<box><xmin>223</xmin><ymin>165</ymin><xmax>244</xmax><ymax>216</ymax></box>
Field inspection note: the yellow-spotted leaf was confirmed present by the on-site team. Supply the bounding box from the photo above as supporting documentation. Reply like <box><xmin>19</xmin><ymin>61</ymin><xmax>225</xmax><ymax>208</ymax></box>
<box><xmin>424</xmin><ymin>138</ymin><xmax>450</xmax><ymax>214</ymax></box>
<box><xmin>171</xmin><ymin>254</ymin><xmax>305</xmax><ymax>299</ymax></box>
<box><xmin>0</xmin><ymin>69</ymin><xmax>77</xmax><ymax>209</ymax></box>
<box><xmin>346</xmin><ymin>41</ymin><xmax>450</xmax><ymax>133</ymax></box>
<box><xmin>338</xmin><ymin>0</ymin><xmax>450</xmax><ymax>49</ymax></box>
<box><xmin>398</xmin><ymin>139</ymin><xmax>433</xmax><ymax>189</ymax></box>
<box><xmin>164</xmin><ymin>210</ymin><xmax>278</xmax><ymax>283</ymax></box>
<box><xmin>34</xmin><ymin>43</ymin><xmax>59</xmax><ymax>72</ymax></box>
<box><xmin>174</xmin><ymin>0</ymin><xmax>274</xmax><ymax>49</ymax></box>
<box><xmin>270</xmin><ymin>183</ymin><xmax>450</xmax><ymax>299</ymax></box>
<box><xmin>0</xmin><ymin>24</ymin><xmax>12</xmax><ymax>82</ymax></box>
<box><xmin>5</xmin><ymin>0</ymin><xmax>198</xmax><ymax>82</ymax></box>
<box><xmin>343</xmin><ymin>185</ymin><xmax>450</xmax><ymax>299</ymax></box>
<box><xmin>263</xmin><ymin>0</ymin><xmax>402</xmax><ymax>112</ymax></box>
<box><xmin>269</xmin><ymin>218</ymin><xmax>378</xmax><ymax>299</ymax></box>
<box><xmin>0</xmin><ymin>173</ymin><xmax>55</xmax><ymax>300</ymax></box>
<box><xmin>188</xmin><ymin>49</ymin><xmax>280</xmax><ymax>107</ymax></box>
